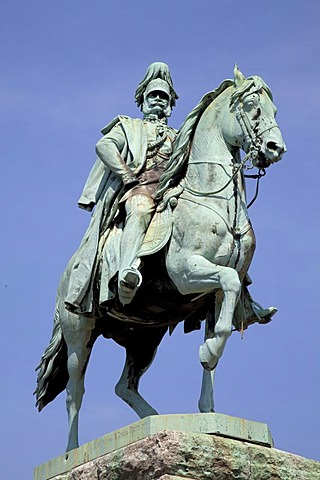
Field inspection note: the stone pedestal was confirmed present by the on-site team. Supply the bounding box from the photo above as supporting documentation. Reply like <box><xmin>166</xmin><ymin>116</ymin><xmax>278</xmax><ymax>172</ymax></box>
<box><xmin>34</xmin><ymin>414</ymin><xmax>320</xmax><ymax>480</ymax></box>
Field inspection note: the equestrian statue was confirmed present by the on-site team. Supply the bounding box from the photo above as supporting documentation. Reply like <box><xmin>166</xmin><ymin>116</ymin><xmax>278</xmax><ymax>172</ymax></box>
<box><xmin>35</xmin><ymin>62</ymin><xmax>286</xmax><ymax>452</ymax></box>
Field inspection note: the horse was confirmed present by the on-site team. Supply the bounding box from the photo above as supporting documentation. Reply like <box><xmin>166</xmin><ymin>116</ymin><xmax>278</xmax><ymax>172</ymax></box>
<box><xmin>35</xmin><ymin>67</ymin><xmax>286</xmax><ymax>452</ymax></box>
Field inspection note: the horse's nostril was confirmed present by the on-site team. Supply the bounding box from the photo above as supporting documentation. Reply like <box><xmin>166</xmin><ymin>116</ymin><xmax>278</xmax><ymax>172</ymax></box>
<box><xmin>267</xmin><ymin>141</ymin><xmax>278</xmax><ymax>151</ymax></box>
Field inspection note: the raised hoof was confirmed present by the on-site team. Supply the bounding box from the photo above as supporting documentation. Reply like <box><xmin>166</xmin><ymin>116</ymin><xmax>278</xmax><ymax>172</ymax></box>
<box><xmin>200</xmin><ymin>361</ymin><xmax>218</xmax><ymax>372</ymax></box>
<box><xmin>199</xmin><ymin>341</ymin><xmax>219</xmax><ymax>371</ymax></box>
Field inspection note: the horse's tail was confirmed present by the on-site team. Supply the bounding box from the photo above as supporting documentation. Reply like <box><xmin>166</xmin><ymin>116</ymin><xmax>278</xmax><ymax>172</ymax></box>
<box><xmin>34</xmin><ymin>303</ymin><xmax>69</xmax><ymax>411</ymax></box>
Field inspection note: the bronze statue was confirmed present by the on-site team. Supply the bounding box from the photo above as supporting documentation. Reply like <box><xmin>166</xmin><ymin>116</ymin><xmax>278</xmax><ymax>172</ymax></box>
<box><xmin>35</xmin><ymin>63</ymin><xmax>286</xmax><ymax>452</ymax></box>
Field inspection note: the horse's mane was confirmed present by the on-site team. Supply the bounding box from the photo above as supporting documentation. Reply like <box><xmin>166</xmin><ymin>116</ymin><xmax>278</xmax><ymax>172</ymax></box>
<box><xmin>155</xmin><ymin>75</ymin><xmax>273</xmax><ymax>201</ymax></box>
<box><xmin>155</xmin><ymin>79</ymin><xmax>233</xmax><ymax>200</ymax></box>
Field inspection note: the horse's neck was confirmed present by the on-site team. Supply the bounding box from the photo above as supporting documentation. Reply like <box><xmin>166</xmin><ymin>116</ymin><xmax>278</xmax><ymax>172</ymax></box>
<box><xmin>184</xmin><ymin>108</ymin><xmax>249</xmax><ymax>227</ymax></box>
<box><xmin>185</xmin><ymin>108</ymin><xmax>236</xmax><ymax>193</ymax></box>
<box><xmin>189</xmin><ymin>121</ymin><xmax>232</xmax><ymax>166</ymax></box>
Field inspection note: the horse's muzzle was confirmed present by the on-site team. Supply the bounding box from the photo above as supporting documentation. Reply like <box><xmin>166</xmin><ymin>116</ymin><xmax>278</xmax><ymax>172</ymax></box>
<box><xmin>257</xmin><ymin>129</ymin><xmax>287</xmax><ymax>167</ymax></box>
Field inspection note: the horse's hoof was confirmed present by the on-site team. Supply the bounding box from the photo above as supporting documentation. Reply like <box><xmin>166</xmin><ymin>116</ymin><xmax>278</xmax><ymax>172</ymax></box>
<box><xmin>201</xmin><ymin>361</ymin><xmax>216</xmax><ymax>371</ymax></box>
<box><xmin>199</xmin><ymin>342</ymin><xmax>218</xmax><ymax>371</ymax></box>
<box><xmin>198</xmin><ymin>401</ymin><xmax>215</xmax><ymax>413</ymax></box>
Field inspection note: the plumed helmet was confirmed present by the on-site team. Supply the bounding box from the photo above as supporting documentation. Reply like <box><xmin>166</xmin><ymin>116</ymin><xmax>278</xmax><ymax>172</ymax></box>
<box><xmin>135</xmin><ymin>62</ymin><xmax>179</xmax><ymax>109</ymax></box>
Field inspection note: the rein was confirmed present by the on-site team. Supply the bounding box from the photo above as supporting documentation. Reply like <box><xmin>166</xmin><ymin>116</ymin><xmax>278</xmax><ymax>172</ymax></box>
<box><xmin>244</xmin><ymin>168</ymin><xmax>266</xmax><ymax>208</ymax></box>
<box><xmin>182</xmin><ymin>153</ymin><xmax>266</xmax><ymax>208</ymax></box>
<box><xmin>182</xmin><ymin>154</ymin><xmax>250</xmax><ymax>197</ymax></box>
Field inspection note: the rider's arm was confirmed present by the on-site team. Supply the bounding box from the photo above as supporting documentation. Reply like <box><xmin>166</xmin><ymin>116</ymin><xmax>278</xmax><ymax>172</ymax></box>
<box><xmin>96</xmin><ymin>125</ymin><xmax>138</xmax><ymax>186</ymax></box>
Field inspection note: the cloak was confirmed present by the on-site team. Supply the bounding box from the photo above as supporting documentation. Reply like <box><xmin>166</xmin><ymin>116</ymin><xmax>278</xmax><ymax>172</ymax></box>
<box><xmin>64</xmin><ymin>116</ymin><xmax>152</xmax><ymax>315</ymax></box>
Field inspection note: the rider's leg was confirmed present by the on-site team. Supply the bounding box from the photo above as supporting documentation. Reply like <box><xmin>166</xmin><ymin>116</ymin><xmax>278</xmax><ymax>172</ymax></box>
<box><xmin>118</xmin><ymin>193</ymin><xmax>155</xmax><ymax>305</ymax></box>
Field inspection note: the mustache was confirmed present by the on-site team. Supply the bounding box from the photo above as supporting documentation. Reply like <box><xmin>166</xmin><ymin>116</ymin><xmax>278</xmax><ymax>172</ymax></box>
<box><xmin>149</xmin><ymin>99</ymin><xmax>166</xmax><ymax>106</ymax></box>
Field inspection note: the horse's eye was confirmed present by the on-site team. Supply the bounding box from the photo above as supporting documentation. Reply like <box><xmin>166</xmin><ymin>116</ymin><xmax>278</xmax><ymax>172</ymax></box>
<box><xmin>244</xmin><ymin>100</ymin><xmax>255</xmax><ymax>109</ymax></box>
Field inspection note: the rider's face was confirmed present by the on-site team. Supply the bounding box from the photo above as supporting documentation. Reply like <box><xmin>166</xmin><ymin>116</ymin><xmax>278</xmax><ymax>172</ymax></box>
<box><xmin>143</xmin><ymin>90</ymin><xmax>170</xmax><ymax>116</ymax></box>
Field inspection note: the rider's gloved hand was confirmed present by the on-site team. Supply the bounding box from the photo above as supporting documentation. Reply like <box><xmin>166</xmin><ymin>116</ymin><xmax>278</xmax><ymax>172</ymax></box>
<box><xmin>122</xmin><ymin>172</ymin><xmax>139</xmax><ymax>188</ymax></box>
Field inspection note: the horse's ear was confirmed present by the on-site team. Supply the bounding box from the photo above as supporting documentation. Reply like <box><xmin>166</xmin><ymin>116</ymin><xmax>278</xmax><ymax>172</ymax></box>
<box><xmin>234</xmin><ymin>64</ymin><xmax>246</xmax><ymax>87</ymax></box>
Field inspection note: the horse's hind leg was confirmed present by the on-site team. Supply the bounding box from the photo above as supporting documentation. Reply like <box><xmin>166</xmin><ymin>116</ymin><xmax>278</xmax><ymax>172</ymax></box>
<box><xmin>62</xmin><ymin>312</ymin><xmax>97</xmax><ymax>452</ymax></box>
<box><xmin>114</xmin><ymin>326</ymin><xmax>167</xmax><ymax>418</ymax></box>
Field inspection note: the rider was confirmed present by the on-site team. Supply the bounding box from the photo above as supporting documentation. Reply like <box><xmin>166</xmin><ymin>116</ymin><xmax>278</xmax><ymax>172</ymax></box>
<box><xmin>65</xmin><ymin>62</ymin><xmax>178</xmax><ymax>310</ymax></box>
<box><xmin>96</xmin><ymin>72</ymin><xmax>178</xmax><ymax>305</ymax></box>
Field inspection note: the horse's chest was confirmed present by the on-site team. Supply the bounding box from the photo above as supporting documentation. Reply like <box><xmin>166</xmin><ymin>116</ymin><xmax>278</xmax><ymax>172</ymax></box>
<box><xmin>172</xmin><ymin>202</ymin><xmax>255</xmax><ymax>271</ymax></box>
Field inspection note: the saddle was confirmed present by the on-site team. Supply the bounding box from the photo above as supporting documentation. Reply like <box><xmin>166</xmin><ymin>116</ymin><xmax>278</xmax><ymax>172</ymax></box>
<box><xmin>138</xmin><ymin>185</ymin><xmax>183</xmax><ymax>257</ymax></box>
<box><xmin>138</xmin><ymin>206</ymin><xmax>173</xmax><ymax>257</ymax></box>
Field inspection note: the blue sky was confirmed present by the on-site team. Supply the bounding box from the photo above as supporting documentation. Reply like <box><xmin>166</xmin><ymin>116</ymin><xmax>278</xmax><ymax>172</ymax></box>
<box><xmin>1</xmin><ymin>1</ymin><xmax>319</xmax><ymax>478</ymax></box>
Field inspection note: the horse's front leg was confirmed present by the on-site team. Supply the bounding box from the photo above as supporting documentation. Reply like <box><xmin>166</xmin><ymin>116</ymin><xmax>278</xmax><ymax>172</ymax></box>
<box><xmin>199</xmin><ymin>281</ymin><xmax>238</xmax><ymax>370</ymax></box>
<box><xmin>168</xmin><ymin>254</ymin><xmax>241</xmax><ymax>371</ymax></box>
<box><xmin>62</xmin><ymin>313</ymin><xmax>97</xmax><ymax>452</ymax></box>
<box><xmin>198</xmin><ymin>309</ymin><xmax>216</xmax><ymax>413</ymax></box>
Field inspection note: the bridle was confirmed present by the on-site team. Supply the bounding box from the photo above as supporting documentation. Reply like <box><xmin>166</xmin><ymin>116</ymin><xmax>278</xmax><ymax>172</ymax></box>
<box><xmin>234</xmin><ymin>88</ymin><xmax>279</xmax><ymax>167</ymax></box>
<box><xmin>233</xmin><ymin>88</ymin><xmax>278</xmax><ymax>207</ymax></box>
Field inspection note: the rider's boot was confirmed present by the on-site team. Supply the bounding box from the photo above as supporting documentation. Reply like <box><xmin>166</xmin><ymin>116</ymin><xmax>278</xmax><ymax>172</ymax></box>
<box><xmin>251</xmin><ymin>301</ymin><xmax>277</xmax><ymax>324</ymax></box>
<box><xmin>242</xmin><ymin>274</ymin><xmax>277</xmax><ymax>325</ymax></box>
<box><xmin>118</xmin><ymin>266</ymin><xmax>143</xmax><ymax>306</ymax></box>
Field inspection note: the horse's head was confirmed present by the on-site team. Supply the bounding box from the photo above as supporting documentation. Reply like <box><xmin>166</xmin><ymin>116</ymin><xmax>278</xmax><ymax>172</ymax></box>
<box><xmin>155</xmin><ymin>67</ymin><xmax>286</xmax><ymax>202</ymax></box>
<box><xmin>222</xmin><ymin>66</ymin><xmax>286</xmax><ymax>169</ymax></box>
